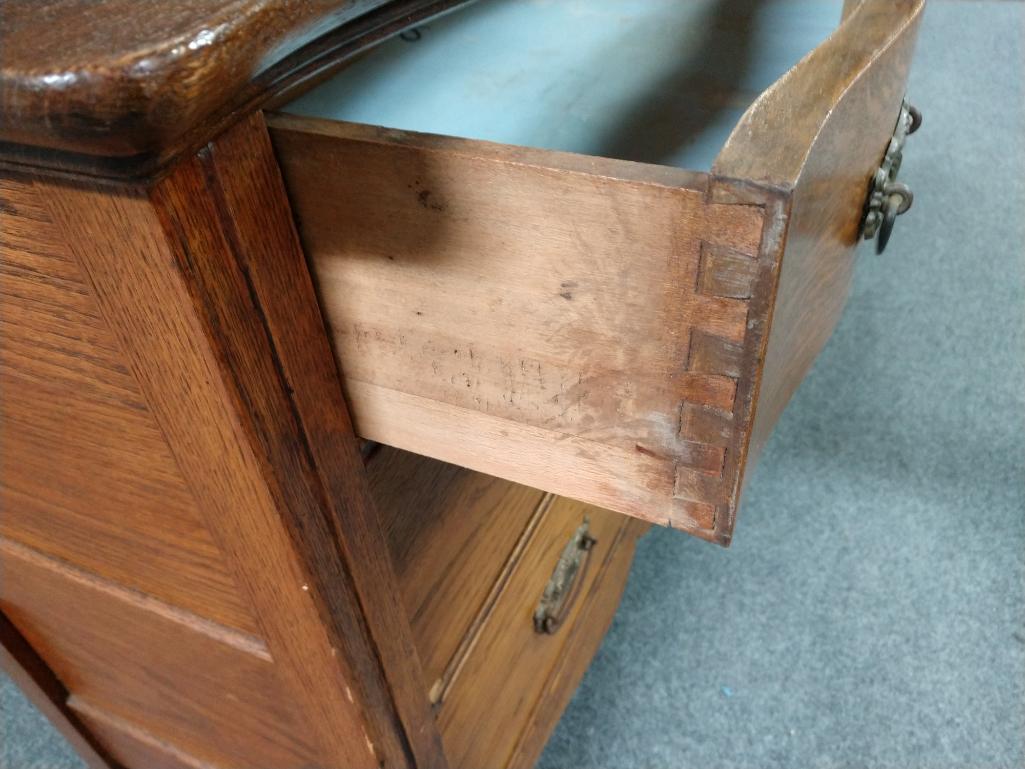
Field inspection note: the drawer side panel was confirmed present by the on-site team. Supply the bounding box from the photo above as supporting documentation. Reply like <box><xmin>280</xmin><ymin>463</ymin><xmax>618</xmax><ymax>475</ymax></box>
<box><xmin>271</xmin><ymin>117</ymin><xmax>784</xmax><ymax>541</ymax></box>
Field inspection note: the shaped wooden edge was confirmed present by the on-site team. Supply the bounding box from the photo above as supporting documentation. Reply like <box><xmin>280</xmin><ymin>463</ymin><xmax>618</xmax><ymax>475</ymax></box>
<box><xmin>714</xmin><ymin>0</ymin><xmax>926</xmax><ymax>187</ymax></box>
<box><xmin>0</xmin><ymin>0</ymin><xmax>471</xmax><ymax>180</ymax></box>
<box><xmin>714</xmin><ymin>0</ymin><xmax>926</xmax><ymax>483</ymax></box>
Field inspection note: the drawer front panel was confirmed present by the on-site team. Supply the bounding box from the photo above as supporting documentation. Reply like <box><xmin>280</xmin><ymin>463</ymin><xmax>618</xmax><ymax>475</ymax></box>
<box><xmin>368</xmin><ymin>446</ymin><xmax>547</xmax><ymax>687</ymax></box>
<box><xmin>716</xmin><ymin>0</ymin><xmax>926</xmax><ymax>469</ymax></box>
<box><xmin>434</xmin><ymin>495</ymin><xmax>638</xmax><ymax>769</ymax></box>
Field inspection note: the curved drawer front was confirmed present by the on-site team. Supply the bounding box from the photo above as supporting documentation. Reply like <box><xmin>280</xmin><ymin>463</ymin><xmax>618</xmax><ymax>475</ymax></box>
<box><xmin>271</xmin><ymin>0</ymin><xmax>925</xmax><ymax>544</ymax></box>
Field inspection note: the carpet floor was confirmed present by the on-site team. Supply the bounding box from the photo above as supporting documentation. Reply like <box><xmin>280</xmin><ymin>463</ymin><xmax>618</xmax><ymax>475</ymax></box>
<box><xmin>2</xmin><ymin>2</ymin><xmax>1022</xmax><ymax>768</ymax></box>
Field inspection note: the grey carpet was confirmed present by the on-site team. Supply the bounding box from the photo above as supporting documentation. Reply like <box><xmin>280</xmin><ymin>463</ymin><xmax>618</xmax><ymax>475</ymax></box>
<box><xmin>538</xmin><ymin>2</ymin><xmax>1025</xmax><ymax>768</ymax></box>
<box><xmin>0</xmin><ymin>678</ymin><xmax>84</xmax><ymax>769</ymax></box>
<box><xmin>1</xmin><ymin>2</ymin><xmax>1022</xmax><ymax>768</ymax></box>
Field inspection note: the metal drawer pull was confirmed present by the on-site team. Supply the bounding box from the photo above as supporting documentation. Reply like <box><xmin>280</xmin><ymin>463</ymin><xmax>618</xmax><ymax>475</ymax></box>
<box><xmin>533</xmin><ymin>519</ymin><xmax>597</xmax><ymax>635</ymax></box>
<box><xmin>862</xmin><ymin>98</ymin><xmax>922</xmax><ymax>254</ymax></box>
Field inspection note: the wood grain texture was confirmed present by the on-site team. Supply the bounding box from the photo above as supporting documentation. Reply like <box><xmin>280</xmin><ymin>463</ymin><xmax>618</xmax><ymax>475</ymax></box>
<box><xmin>203</xmin><ymin>115</ymin><xmax>445</xmax><ymax>768</ymax></box>
<box><xmin>0</xmin><ymin>5</ymin><xmax>928</xmax><ymax>768</ymax></box>
<box><xmin>368</xmin><ymin>446</ymin><xmax>546</xmax><ymax>694</ymax></box>
<box><xmin>40</xmin><ymin>115</ymin><xmax>406</xmax><ymax>767</ymax></box>
<box><xmin>842</xmin><ymin>0</ymin><xmax>863</xmax><ymax>21</ymax></box>
<box><xmin>714</xmin><ymin>0</ymin><xmax>925</xmax><ymax>470</ymax></box>
<box><xmin>435</xmin><ymin>496</ymin><xmax>634</xmax><ymax>769</ymax></box>
<box><xmin>366</xmin><ymin>444</ymin><xmax>647</xmax><ymax>768</ymax></box>
<box><xmin>271</xmin><ymin>115</ymin><xmax>783</xmax><ymax>542</ymax></box>
<box><xmin>72</xmin><ymin>701</ymin><xmax>215</xmax><ymax>769</ymax></box>
<box><xmin>0</xmin><ymin>612</ymin><xmax>116</xmax><ymax>769</ymax></box>
<box><xmin>270</xmin><ymin>0</ymin><xmax>924</xmax><ymax>543</ymax></box>
<box><xmin>0</xmin><ymin>172</ymin><xmax>260</xmax><ymax>635</ymax></box>
<box><xmin>505</xmin><ymin>517</ymin><xmax>650</xmax><ymax>769</ymax></box>
<box><xmin>0</xmin><ymin>538</ymin><xmax>314</xmax><ymax>768</ymax></box>
<box><xmin>369</xmin><ymin>446</ymin><xmax>646</xmax><ymax>768</ymax></box>
<box><xmin>0</xmin><ymin>0</ymin><xmax>470</xmax><ymax>177</ymax></box>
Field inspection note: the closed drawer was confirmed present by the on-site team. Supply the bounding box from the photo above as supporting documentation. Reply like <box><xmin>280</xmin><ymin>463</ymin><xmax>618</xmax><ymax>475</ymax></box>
<box><xmin>273</xmin><ymin>0</ymin><xmax>925</xmax><ymax>544</ymax></box>
<box><xmin>368</xmin><ymin>445</ymin><xmax>548</xmax><ymax>691</ymax></box>
<box><xmin>367</xmin><ymin>445</ymin><xmax>646</xmax><ymax>769</ymax></box>
<box><xmin>437</xmin><ymin>494</ymin><xmax>637</xmax><ymax>769</ymax></box>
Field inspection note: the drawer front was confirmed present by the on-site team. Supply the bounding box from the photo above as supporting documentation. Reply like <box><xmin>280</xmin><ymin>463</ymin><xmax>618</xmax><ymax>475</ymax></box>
<box><xmin>433</xmin><ymin>495</ymin><xmax>641</xmax><ymax>769</ymax></box>
<box><xmin>367</xmin><ymin>446</ymin><xmax>548</xmax><ymax>689</ymax></box>
<box><xmin>364</xmin><ymin>445</ymin><xmax>645</xmax><ymax>768</ymax></box>
<box><xmin>271</xmin><ymin>0</ymin><xmax>924</xmax><ymax>544</ymax></box>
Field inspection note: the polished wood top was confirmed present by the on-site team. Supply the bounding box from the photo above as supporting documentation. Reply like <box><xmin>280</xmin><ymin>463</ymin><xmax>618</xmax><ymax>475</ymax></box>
<box><xmin>0</xmin><ymin>0</ymin><xmax>464</xmax><ymax>177</ymax></box>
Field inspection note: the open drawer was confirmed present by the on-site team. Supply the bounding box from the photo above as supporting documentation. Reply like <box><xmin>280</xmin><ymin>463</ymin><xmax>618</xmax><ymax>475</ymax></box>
<box><xmin>270</xmin><ymin>0</ymin><xmax>925</xmax><ymax>544</ymax></box>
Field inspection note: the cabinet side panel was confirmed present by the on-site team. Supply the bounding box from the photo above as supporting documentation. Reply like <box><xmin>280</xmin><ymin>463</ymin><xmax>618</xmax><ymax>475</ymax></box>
<box><xmin>31</xmin><ymin>112</ymin><xmax>438</xmax><ymax>768</ymax></box>
<box><xmin>1</xmin><ymin>167</ymin><xmax>347</xmax><ymax>768</ymax></box>
<box><xmin>1</xmin><ymin>540</ymin><xmax>319</xmax><ymax>768</ymax></box>
<box><xmin>0</xmin><ymin>173</ymin><xmax>259</xmax><ymax>635</ymax></box>
<box><xmin>0</xmin><ymin>613</ymin><xmax>115</xmax><ymax>769</ymax></box>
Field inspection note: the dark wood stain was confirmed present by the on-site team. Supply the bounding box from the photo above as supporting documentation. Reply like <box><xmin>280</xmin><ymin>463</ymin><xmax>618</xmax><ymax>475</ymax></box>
<box><xmin>0</xmin><ymin>0</ymin><xmax>473</xmax><ymax>178</ymax></box>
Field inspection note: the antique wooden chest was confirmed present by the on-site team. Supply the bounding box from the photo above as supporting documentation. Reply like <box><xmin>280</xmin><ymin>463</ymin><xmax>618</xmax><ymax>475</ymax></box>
<box><xmin>0</xmin><ymin>1</ymin><xmax>924</xmax><ymax>766</ymax></box>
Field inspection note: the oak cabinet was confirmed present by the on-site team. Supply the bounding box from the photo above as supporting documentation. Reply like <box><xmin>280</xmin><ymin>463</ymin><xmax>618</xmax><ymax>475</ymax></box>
<box><xmin>0</xmin><ymin>1</ymin><xmax>924</xmax><ymax>766</ymax></box>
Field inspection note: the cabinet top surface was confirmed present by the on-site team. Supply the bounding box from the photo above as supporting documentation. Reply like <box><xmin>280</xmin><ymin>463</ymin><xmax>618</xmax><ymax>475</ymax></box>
<box><xmin>0</xmin><ymin>0</ymin><xmax>453</xmax><ymax>176</ymax></box>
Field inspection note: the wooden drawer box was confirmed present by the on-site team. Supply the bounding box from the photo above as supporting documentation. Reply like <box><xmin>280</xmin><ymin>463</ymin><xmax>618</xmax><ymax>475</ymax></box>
<box><xmin>270</xmin><ymin>0</ymin><xmax>924</xmax><ymax>544</ymax></box>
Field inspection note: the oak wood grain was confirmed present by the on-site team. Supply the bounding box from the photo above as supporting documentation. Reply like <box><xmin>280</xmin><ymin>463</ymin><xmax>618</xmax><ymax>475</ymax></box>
<box><xmin>270</xmin><ymin>0</ymin><xmax>925</xmax><ymax>544</ymax></box>
<box><xmin>0</xmin><ymin>5</ymin><xmax>927</xmax><ymax>766</ymax></box>
<box><xmin>0</xmin><ymin>538</ymin><xmax>315</xmax><ymax>768</ymax></box>
<box><xmin>0</xmin><ymin>0</ymin><xmax>470</xmax><ymax>177</ymax></box>
<box><xmin>0</xmin><ymin>612</ymin><xmax>117</xmax><ymax>769</ymax></box>
<box><xmin>203</xmin><ymin>114</ymin><xmax>445</xmax><ymax>768</ymax></box>
<box><xmin>505</xmin><ymin>517</ymin><xmax>650</xmax><ymax>769</ymax></box>
<box><xmin>368</xmin><ymin>446</ymin><xmax>546</xmax><ymax>694</ymax></box>
<box><xmin>271</xmin><ymin>115</ymin><xmax>781</xmax><ymax>542</ymax></box>
<box><xmin>72</xmin><ymin>700</ymin><xmax>215</xmax><ymax>769</ymax></box>
<box><xmin>0</xmin><ymin>172</ymin><xmax>259</xmax><ymax>635</ymax></box>
<box><xmin>366</xmin><ymin>445</ymin><xmax>647</xmax><ymax>769</ymax></box>
<box><xmin>714</xmin><ymin>0</ymin><xmax>925</xmax><ymax>470</ymax></box>
<box><xmin>40</xmin><ymin>118</ymin><xmax>394</xmax><ymax>767</ymax></box>
<box><xmin>436</xmin><ymin>496</ymin><xmax>633</xmax><ymax>769</ymax></box>
<box><xmin>842</xmin><ymin>0</ymin><xmax>863</xmax><ymax>21</ymax></box>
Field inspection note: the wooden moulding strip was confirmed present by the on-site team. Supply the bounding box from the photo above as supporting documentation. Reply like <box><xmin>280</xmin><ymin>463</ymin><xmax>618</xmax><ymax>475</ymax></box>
<box><xmin>0</xmin><ymin>537</ymin><xmax>271</xmax><ymax>661</ymax></box>
<box><xmin>0</xmin><ymin>612</ymin><xmax>115</xmax><ymax>769</ymax></box>
<box><xmin>429</xmin><ymin>492</ymin><xmax>556</xmax><ymax>706</ymax></box>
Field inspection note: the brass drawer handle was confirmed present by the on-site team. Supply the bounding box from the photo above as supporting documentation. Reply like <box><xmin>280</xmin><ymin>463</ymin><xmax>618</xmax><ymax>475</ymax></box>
<box><xmin>862</xmin><ymin>98</ymin><xmax>922</xmax><ymax>254</ymax></box>
<box><xmin>533</xmin><ymin>519</ymin><xmax>597</xmax><ymax>635</ymax></box>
